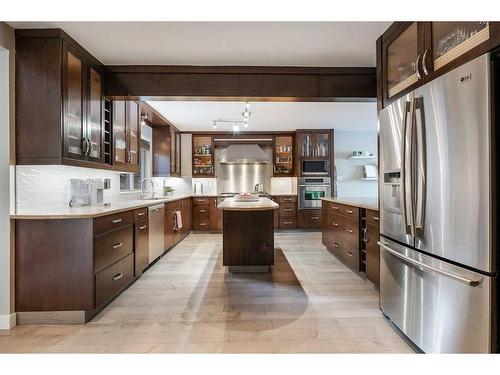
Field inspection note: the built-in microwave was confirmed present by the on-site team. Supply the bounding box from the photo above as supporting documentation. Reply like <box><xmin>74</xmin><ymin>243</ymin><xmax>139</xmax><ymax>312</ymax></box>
<box><xmin>301</xmin><ymin>160</ymin><xmax>328</xmax><ymax>175</ymax></box>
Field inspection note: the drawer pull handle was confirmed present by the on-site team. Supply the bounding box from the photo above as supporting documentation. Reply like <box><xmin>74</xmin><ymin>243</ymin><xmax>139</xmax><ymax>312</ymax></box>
<box><xmin>199</xmin><ymin>223</ymin><xmax>207</xmax><ymax>226</ymax></box>
<box><xmin>333</xmin><ymin>243</ymin><xmax>339</xmax><ymax>248</ymax></box>
<box><xmin>346</xmin><ymin>210</ymin><xmax>353</xmax><ymax>214</ymax></box>
<box><xmin>112</xmin><ymin>272</ymin><xmax>124</xmax><ymax>281</ymax></box>
<box><xmin>112</xmin><ymin>242</ymin><xmax>123</xmax><ymax>249</ymax></box>
<box><xmin>139</xmin><ymin>225</ymin><xmax>147</xmax><ymax>230</ymax></box>
<box><xmin>332</xmin><ymin>206</ymin><xmax>339</xmax><ymax>210</ymax></box>
<box><xmin>112</xmin><ymin>218</ymin><xmax>122</xmax><ymax>224</ymax></box>
<box><xmin>196</xmin><ymin>199</ymin><xmax>206</xmax><ymax>203</ymax></box>
<box><xmin>347</xmin><ymin>251</ymin><xmax>354</xmax><ymax>258</ymax></box>
<box><xmin>346</xmin><ymin>228</ymin><xmax>353</xmax><ymax>233</ymax></box>
<box><xmin>284</xmin><ymin>221</ymin><xmax>293</xmax><ymax>225</ymax></box>
<box><xmin>283</xmin><ymin>208</ymin><xmax>293</xmax><ymax>212</ymax></box>
<box><xmin>199</xmin><ymin>209</ymin><xmax>207</xmax><ymax>213</ymax></box>
<box><xmin>137</xmin><ymin>212</ymin><xmax>145</xmax><ymax>217</ymax></box>
<box><xmin>311</xmin><ymin>216</ymin><xmax>319</xmax><ymax>220</ymax></box>
<box><xmin>372</xmin><ymin>216</ymin><xmax>379</xmax><ymax>221</ymax></box>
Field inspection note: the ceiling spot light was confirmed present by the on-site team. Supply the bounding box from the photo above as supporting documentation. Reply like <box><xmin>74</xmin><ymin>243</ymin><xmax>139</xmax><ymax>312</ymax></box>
<box><xmin>242</xmin><ymin>101</ymin><xmax>251</xmax><ymax>118</ymax></box>
<box><xmin>212</xmin><ymin>120</ymin><xmax>217</xmax><ymax>129</ymax></box>
<box><xmin>243</xmin><ymin>117</ymin><xmax>249</xmax><ymax>128</ymax></box>
<box><xmin>233</xmin><ymin>123</ymin><xmax>240</xmax><ymax>133</ymax></box>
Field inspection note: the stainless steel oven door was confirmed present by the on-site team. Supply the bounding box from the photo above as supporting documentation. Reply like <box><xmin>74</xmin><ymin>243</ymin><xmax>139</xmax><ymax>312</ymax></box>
<box><xmin>298</xmin><ymin>185</ymin><xmax>329</xmax><ymax>209</ymax></box>
<box><xmin>379</xmin><ymin>237</ymin><xmax>492</xmax><ymax>353</ymax></box>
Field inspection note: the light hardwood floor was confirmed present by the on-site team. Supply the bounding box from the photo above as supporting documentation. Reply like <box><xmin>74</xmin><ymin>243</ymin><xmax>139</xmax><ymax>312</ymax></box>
<box><xmin>0</xmin><ymin>232</ymin><xmax>413</xmax><ymax>353</ymax></box>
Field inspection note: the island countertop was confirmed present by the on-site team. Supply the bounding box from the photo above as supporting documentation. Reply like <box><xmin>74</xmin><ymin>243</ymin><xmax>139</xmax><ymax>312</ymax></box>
<box><xmin>321</xmin><ymin>197</ymin><xmax>378</xmax><ymax>211</ymax></box>
<box><xmin>218</xmin><ymin>197</ymin><xmax>279</xmax><ymax>211</ymax></box>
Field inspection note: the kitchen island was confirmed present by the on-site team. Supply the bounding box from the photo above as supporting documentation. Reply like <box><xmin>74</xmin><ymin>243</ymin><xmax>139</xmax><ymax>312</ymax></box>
<box><xmin>218</xmin><ymin>197</ymin><xmax>279</xmax><ymax>272</ymax></box>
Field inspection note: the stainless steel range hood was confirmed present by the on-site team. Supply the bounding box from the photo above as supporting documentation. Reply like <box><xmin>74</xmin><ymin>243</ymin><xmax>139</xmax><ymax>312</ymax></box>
<box><xmin>218</xmin><ymin>144</ymin><xmax>270</xmax><ymax>164</ymax></box>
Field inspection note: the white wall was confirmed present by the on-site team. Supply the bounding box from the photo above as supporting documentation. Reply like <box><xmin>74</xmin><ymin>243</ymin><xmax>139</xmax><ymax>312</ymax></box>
<box><xmin>335</xmin><ymin>130</ymin><xmax>378</xmax><ymax>198</ymax></box>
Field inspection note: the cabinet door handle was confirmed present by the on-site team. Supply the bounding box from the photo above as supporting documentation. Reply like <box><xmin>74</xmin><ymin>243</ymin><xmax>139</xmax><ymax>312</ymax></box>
<box><xmin>112</xmin><ymin>242</ymin><xmax>123</xmax><ymax>249</ymax></box>
<box><xmin>333</xmin><ymin>222</ymin><xmax>338</xmax><ymax>227</ymax></box>
<box><xmin>346</xmin><ymin>210</ymin><xmax>353</xmax><ymax>214</ymax></box>
<box><xmin>333</xmin><ymin>243</ymin><xmax>339</xmax><ymax>248</ymax></box>
<box><xmin>284</xmin><ymin>221</ymin><xmax>293</xmax><ymax>225</ymax></box>
<box><xmin>124</xmin><ymin>148</ymin><xmax>129</xmax><ymax>163</ymax></box>
<box><xmin>137</xmin><ymin>212</ymin><xmax>145</xmax><ymax>217</ymax></box>
<box><xmin>139</xmin><ymin>225</ymin><xmax>147</xmax><ymax>230</ymax></box>
<box><xmin>311</xmin><ymin>216</ymin><xmax>319</xmax><ymax>220</ymax></box>
<box><xmin>346</xmin><ymin>228</ymin><xmax>353</xmax><ymax>233</ymax></box>
<box><xmin>347</xmin><ymin>251</ymin><xmax>354</xmax><ymax>258</ymax></box>
<box><xmin>112</xmin><ymin>272</ymin><xmax>124</xmax><ymax>281</ymax></box>
<box><xmin>112</xmin><ymin>218</ymin><xmax>123</xmax><ymax>224</ymax></box>
<box><xmin>416</xmin><ymin>53</ymin><xmax>422</xmax><ymax>80</ymax></box>
<box><xmin>422</xmin><ymin>49</ymin><xmax>430</xmax><ymax>76</ymax></box>
<box><xmin>362</xmin><ymin>227</ymin><xmax>368</xmax><ymax>243</ymax></box>
<box><xmin>372</xmin><ymin>216</ymin><xmax>379</xmax><ymax>221</ymax></box>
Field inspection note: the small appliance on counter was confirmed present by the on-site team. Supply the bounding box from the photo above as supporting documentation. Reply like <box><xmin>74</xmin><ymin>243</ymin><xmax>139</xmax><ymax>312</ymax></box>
<box><xmin>69</xmin><ymin>178</ymin><xmax>111</xmax><ymax>207</ymax></box>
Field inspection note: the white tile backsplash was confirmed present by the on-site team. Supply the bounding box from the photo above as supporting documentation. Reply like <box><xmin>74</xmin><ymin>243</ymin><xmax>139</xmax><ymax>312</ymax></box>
<box><xmin>192</xmin><ymin>178</ymin><xmax>217</xmax><ymax>196</ymax></box>
<box><xmin>15</xmin><ymin>165</ymin><xmax>195</xmax><ymax>210</ymax></box>
<box><xmin>270</xmin><ymin>177</ymin><xmax>297</xmax><ymax>195</ymax></box>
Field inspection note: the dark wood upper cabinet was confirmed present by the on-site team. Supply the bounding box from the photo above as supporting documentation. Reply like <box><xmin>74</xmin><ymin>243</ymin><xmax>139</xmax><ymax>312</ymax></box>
<box><xmin>378</xmin><ymin>21</ymin><xmax>500</xmax><ymax>108</ymax></box>
<box><xmin>192</xmin><ymin>135</ymin><xmax>215</xmax><ymax>177</ymax></box>
<box><xmin>16</xmin><ymin>29</ymin><xmax>106</xmax><ymax>166</ymax></box>
<box><xmin>112</xmin><ymin>100</ymin><xmax>140</xmax><ymax>173</ymax></box>
<box><xmin>151</xmin><ymin>124</ymin><xmax>181</xmax><ymax>177</ymax></box>
<box><xmin>273</xmin><ymin>134</ymin><xmax>295</xmax><ymax>177</ymax></box>
<box><xmin>295</xmin><ymin>129</ymin><xmax>334</xmax><ymax>177</ymax></box>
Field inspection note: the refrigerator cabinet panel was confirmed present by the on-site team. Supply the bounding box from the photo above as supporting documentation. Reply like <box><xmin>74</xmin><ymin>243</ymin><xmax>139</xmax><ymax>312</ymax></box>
<box><xmin>379</xmin><ymin>93</ymin><xmax>414</xmax><ymax>247</ymax></box>
<box><xmin>413</xmin><ymin>53</ymin><xmax>492</xmax><ymax>272</ymax></box>
<box><xmin>379</xmin><ymin>237</ymin><xmax>492</xmax><ymax>353</ymax></box>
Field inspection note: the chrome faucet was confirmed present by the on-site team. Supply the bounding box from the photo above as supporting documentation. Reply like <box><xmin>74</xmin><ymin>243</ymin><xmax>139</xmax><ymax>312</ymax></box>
<box><xmin>140</xmin><ymin>178</ymin><xmax>156</xmax><ymax>199</ymax></box>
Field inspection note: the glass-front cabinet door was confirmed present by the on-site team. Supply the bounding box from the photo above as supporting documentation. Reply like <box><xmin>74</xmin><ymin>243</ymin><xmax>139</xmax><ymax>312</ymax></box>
<box><xmin>298</xmin><ymin>131</ymin><xmax>329</xmax><ymax>158</ymax></box>
<box><xmin>315</xmin><ymin>132</ymin><xmax>329</xmax><ymax>158</ymax></box>
<box><xmin>432</xmin><ymin>22</ymin><xmax>489</xmax><ymax>71</ymax></box>
<box><xmin>384</xmin><ymin>22</ymin><xmax>419</xmax><ymax>99</ymax></box>
<box><xmin>298</xmin><ymin>132</ymin><xmax>314</xmax><ymax>158</ymax></box>
<box><xmin>87</xmin><ymin>67</ymin><xmax>104</xmax><ymax>162</ymax></box>
<box><xmin>127</xmin><ymin>101</ymin><xmax>140</xmax><ymax>167</ymax></box>
<box><xmin>112</xmin><ymin>100</ymin><xmax>127</xmax><ymax>165</ymax></box>
<box><xmin>63</xmin><ymin>46</ymin><xmax>86</xmax><ymax>159</ymax></box>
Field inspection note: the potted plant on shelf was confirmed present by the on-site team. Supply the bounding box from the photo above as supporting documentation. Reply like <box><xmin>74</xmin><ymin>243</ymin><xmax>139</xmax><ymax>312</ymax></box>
<box><xmin>164</xmin><ymin>186</ymin><xmax>175</xmax><ymax>196</ymax></box>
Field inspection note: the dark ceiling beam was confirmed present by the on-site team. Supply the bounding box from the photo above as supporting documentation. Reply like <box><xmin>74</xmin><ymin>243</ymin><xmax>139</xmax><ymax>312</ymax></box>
<box><xmin>104</xmin><ymin>65</ymin><xmax>376</xmax><ymax>101</ymax></box>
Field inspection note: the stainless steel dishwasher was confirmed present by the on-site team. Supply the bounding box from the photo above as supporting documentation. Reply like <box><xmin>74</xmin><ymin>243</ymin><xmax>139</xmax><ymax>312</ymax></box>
<box><xmin>148</xmin><ymin>203</ymin><xmax>165</xmax><ymax>264</ymax></box>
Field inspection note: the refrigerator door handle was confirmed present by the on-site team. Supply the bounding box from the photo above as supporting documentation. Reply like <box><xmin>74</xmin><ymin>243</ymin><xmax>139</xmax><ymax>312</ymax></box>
<box><xmin>402</xmin><ymin>99</ymin><xmax>415</xmax><ymax>236</ymax></box>
<box><xmin>414</xmin><ymin>97</ymin><xmax>427</xmax><ymax>235</ymax></box>
<box><xmin>378</xmin><ymin>241</ymin><xmax>481</xmax><ymax>287</ymax></box>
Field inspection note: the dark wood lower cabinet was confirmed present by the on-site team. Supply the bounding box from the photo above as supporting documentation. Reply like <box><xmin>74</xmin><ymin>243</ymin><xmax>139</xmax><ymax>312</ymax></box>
<box><xmin>14</xmin><ymin>197</ymin><xmax>193</xmax><ymax>322</ymax></box>
<box><xmin>322</xmin><ymin>201</ymin><xmax>380</xmax><ymax>287</ymax></box>
<box><xmin>298</xmin><ymin>209</ymin><xmax>322</xmax><ymax>229</ymax></box>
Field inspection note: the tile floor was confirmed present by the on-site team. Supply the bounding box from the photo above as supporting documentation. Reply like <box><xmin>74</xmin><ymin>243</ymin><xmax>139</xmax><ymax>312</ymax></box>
<box><xmin>0</xmin><ymin>232</ymin><xmax>413</xmax><ymax>353</ymax></box>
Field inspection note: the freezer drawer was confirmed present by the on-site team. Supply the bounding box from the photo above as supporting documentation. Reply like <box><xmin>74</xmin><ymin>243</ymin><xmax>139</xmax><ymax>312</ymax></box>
<box><xmin>379</xmin><ymin>237</ymin><xmax>492</xmax><ymax>353</ymax></box>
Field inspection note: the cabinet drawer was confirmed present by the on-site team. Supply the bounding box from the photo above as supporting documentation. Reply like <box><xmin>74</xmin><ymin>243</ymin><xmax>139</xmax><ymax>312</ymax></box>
<box><xmin>193</xmin><ymin>219</ymin><xmax>210</xmax><ymax>231</ymax></box>
<box><xmin>133</xmin><ymin>207</ymin><xmax>148</xmax><ymax>222</ymax></box>
<box><xmin>279</xmin><ymin>202</ymin><xmax>297</xmax><ymax>216</ymax></box>
<box><xmin>365</xmin><ymin>209</ymin><xmax>380</xmax><ymax>226</ymax></box>
<box><xmin>194</xmin><ymin>206</ymin><xmax>210</xmax><ymax>216</ymax></box>
<box><xmin>298</xmin><ymin>210</ymin><xmax>322</xmax><ymax>229</ymax></box>
<box><xmin>278</xmin><ymin>195</ymin><xmax>297</xmax><ymax>203</ymax></box>
<box><xmin>193</xmin><ymin>197</ymin><xmax>211</xmax><ymax>206</ymax></box>
<box><xmin>95</xmin><ymin>253</ymin><xmax>134</xmax><ymax>307</ymax></box>
<box><xmin>94</xmin><ymin>210</ymin><xmax>134</xmax><ymax>236</ymax></box>
<box><xmin>342</xmin><ymin>217</ymin><xmax>360</xmax><ymax>244</ymax></box>
<box><xmin>328</xmin><ymin>203</ymin><xmax>360</xmax><ymax>220</ymax></box>
<box><xmin>94</xmin><ymin>225</ymin><xmax>133</xmax><ymax>274</ymax></box>
<box><xmin>279</xmin><ymin>216</ymin><xmax>297</xmax><ymax>229</ymax></box>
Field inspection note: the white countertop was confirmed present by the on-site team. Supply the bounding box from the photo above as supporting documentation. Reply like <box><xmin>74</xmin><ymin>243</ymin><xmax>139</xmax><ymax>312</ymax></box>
<box><xmin>11</xmin><ymin>194</ymin><xmax>194</xmax><ymax>219</ymax></box>
<box><xmin>321</xmin><ymin>197</ymin><xmax>379</xmax><ymax>211</ymax></box>
<box><xmin>218</xmin><ymin>197</ymin><xmax>279</xmax><ymax>211</ymax></box>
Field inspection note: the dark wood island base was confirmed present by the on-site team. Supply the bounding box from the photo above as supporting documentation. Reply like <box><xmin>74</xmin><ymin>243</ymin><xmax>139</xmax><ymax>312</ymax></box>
<box><xmin>219</xmin><ymin>197</ymin><xmax>279</xmax><ymax>273</ymax></box>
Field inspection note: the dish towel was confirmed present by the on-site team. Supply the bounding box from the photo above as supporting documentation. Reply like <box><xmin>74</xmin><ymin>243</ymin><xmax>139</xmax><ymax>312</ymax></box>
<box><xmin>174</xmin><ymin>210</ymin><xmax>183</xmax><ymax>231</ymax></box>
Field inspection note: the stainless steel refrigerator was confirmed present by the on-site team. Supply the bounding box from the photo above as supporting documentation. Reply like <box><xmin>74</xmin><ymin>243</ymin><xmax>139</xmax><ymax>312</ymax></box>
<box><xmin>378</xmin><ymin>51</ymin><xmax>499</xmax><ymax>353</ymax></box>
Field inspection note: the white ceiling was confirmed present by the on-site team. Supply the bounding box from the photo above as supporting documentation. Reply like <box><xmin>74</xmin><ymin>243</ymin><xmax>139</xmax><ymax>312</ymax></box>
<box><xmin>146</xmin><ymin>101</ymin><xmax>377</xmax><ymax>132</ymax></box>
<box><xmin>9</xmin><ymin>22</ymin><xmax>390</xmax><ymax>66</ymax></box>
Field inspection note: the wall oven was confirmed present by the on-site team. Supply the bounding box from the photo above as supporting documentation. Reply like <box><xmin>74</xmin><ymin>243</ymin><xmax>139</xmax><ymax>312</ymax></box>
<box><xmin>301</xmin><ymin>160</ymin><xmax>328</xmax><ymax>175</ymax></box>
<box><xmin>298</xmin><ymin>177</ymin><xmax>331</xmax><ymax>209</ymax></box>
